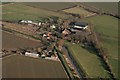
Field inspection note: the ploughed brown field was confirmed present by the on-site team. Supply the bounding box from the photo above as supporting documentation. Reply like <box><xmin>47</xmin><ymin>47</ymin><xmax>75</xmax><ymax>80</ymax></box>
<box><xmin>2</xmin><ymin>31</ymin><xmax>67</xmax><ymax>78</ymax></box>
<box><xmin>2</xmin><ymin>31</ymin><xmax>41</xmax><ymax>49</ymax></box>
<box><xmin>2</xmin><ymin>54</ymin><xmax>68</xmax><ymax>78</ymax></box>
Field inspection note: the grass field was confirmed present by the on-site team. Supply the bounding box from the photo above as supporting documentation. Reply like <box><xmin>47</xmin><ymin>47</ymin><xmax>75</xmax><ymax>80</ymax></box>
<box><xmin>2</xmin><ymin>31</ymin><xmax>41</xmax><ymax>49</ymax></box>
<box><xmin>2</xmin><ymin>3</ymin><xmax>70</xmax><ymax>22</ymax></box>
<box><xmin>81</xmin><ymin>15</ymin><xmax>119</xmax><ymax>79</ymax></box>
<box><xmin>22</xmin><ymin>2</ymin><xmax>76</xmax><ymax>11</ymax></box>
<box><xmin>62</xmin><ymin>6</ymin><xmax>93</xmax><ymax>17</ymax></box>
<box><xmin>3</xmin><ymin>54</ymin><xmax>67</xmax><ymax>78</ymax></box>
<box><xmin>65</xmin><ymin>41</ymin><xmax>110</xmax><ymax>78</ymax></box>
<box><xmin>80</xmin><ymin>2</ymin><xmax>118</xmax><ymax>15</ymax></box>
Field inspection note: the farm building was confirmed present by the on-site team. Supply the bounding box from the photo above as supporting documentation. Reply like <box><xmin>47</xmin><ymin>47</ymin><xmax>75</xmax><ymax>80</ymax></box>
<box><xmin>69</xmin><ymin>22</ymin><xmax>88</xmax><ymax>30</ymax></box>
<box><xmin>62</xmin><ymin>29</ymin><xmax>71</xmax><ymax>35</ymax></box>
<box><xmin>19</xmin><ymin>20</ymin><xmax>33</xmax><ymax>24</ymax></box>
<box><xmin>25</xmin><ymin>52</ymin><xmax>39</xmax><ymax>58</ymax></box>
<box><xmin>50</xmin><ymin>25</ymin><xmax>56</xmax><ymax>29</ymax></box>
<box><xmin>2</xmin><ymin>54</ymin><xmax>68</xmax><ymax>78</ymax></box>
<box><xmin>18</xmin><ymin>20</ymin><xmax>42</xmax><ymax>26</ymax></box>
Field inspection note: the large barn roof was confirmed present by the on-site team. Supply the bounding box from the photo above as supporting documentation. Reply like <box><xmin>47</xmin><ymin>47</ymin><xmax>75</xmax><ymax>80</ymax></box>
<box><xmin>69</xmin><ymin>22</ymin><xmax>88</xmax><ymax>27</ymax></box>
<box><xmin>2</xmin><ymin>54</ymin><xmax>67</xmax><ymax>78</ymax></box>
<box><xmin>75</xmin><ymin>22</ymin><xmax>88</xmax><ymax>27</ymax></box>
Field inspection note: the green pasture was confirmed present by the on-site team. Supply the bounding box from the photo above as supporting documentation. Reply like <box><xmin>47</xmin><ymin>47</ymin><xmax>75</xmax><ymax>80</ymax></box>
<box><xmin>82</xmin><ymin>15</ymin><xmax>119</xmax><ymax>78</ymax></box>
<box><xmin>79</xmin><ymin>2</ymin><xmax>118</xmax><ymax>15</ymax></box>
<box><xmin>22</xmin><ymin>2</ymin><xmax>76</xmax><ymax>11</ymax></box>
<box><xmin>2</xmin><ymin>3</ymin><xmax>70</xmax><ymax>22</ymax></box>
<box><xmin>63</xmin><ymin>6</ymin><xmax>93</xmax><ymax>17</ymax></box>
<box><xmin>65</xmin><ymin>41</ymin><xmax>110</xmax><ymax>78</ymax></box>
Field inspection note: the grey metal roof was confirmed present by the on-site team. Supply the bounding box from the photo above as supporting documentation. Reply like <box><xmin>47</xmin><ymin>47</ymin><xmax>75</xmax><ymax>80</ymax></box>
<box><xmin>75</xmin><ymin>22</ymin><xmax>88</xmax><ymax>27</ymax></box>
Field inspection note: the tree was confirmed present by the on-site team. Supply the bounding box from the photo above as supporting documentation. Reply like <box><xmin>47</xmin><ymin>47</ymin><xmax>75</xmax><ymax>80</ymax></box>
<box><xmin>57</xmin><ymin>18</ymin><xmax>63</xmax><ymax>25</ymax></box>
<box><xmin>49</xmin><ymin>16</ymin><xmax>59</xmax><ymax>24</ymax></box>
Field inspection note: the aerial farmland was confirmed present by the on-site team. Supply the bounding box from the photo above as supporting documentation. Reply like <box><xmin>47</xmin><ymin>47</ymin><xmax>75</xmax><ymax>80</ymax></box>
<box><xmin>1</xmin><ymin>2</ymin><xmax>119</xmax><ymax>80</ymax></box>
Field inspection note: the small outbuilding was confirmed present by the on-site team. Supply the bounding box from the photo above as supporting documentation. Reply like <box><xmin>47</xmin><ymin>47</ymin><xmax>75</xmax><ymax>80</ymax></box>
<box><xmin>62</xmin><ymin>29</ymin><xmax>71</xmax><ymax>35</ymax></box>
<box><xmin>50</xmin><ymin>25</ymin><xmax>56</xmax><ymax>29</ymax></box>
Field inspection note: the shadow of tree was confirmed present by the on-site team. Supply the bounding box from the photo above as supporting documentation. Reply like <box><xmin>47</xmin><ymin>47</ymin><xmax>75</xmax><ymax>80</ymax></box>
<box><xmin>81</xmin><ymin>45</ymin><xmax>113</xmax><ymax>78</ymax></box>
<box><xmin>81</xmin><ymin>45</ymin><xmax>98</xmax><ymax>56</ymax></box>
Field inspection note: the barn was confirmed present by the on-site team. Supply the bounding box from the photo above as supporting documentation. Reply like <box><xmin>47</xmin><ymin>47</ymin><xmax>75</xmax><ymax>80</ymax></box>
<box><xmin>69</xmin><ymin>22</ymin><xmax>88</xmax><ymax>30</ymax></box>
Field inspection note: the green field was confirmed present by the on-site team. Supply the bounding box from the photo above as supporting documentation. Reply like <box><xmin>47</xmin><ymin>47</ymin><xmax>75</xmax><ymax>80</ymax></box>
<box><xmin>82</xmin><ymin>15</ymin><xmax>119</xmax><ymax>79</ymax></box>
<box><xmin>62</xmin><ymin>6</ymin><xmax>93</xmax><ymax>17</ymax></box>
<box><xmin>80</xmin><ymin>2</ymin><xmax>118</xmax><ymax>15</ymax></box>
<box><xmin>22</xmin><ymin>2</ymin><xmax>76</xmax><ymax>11</ymax></box>
<box><xmin>2</xmin><ymin>3</ymin><xmax>70</xmax><ymax>22</ymax></box>
<box><xmin>65</xmin><ymin>41</ymin><xmax>110</xmax><ymax>78</ymax></box>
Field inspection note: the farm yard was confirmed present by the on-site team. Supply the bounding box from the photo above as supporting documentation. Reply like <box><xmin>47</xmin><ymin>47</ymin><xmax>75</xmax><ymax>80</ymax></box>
<box><xmin>65</xmin><ymin>41</ymin><xmax>110</xmax><ymax>78</ymax></box>
<box><xmin>2</xmin><ymin>3</ymin><xmax>70</xmax><ymax>22</ymax></box>
<box><xmin>3</xmin><ymin>54</ymin><xmax>67</xmax><ymax>78</ymax></box>
<box><xmin>81</xmin><ymin>15</ymin><xmax>119</xmax><ymax>79</ymax></box>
